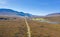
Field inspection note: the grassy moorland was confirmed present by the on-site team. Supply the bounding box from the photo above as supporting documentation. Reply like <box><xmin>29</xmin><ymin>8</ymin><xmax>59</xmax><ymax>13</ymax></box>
<box><xmin>0</xmin><ymin>16</ymin><xmax>28</xmax><ymax>37</ymax></box>
<box><xmin>0</xmin><ymin>16</ymin><xmax>60</xmax><ymax>37</ymax></box>
<box><xmin>28</xmin><ymin>21</ymin><xmax>60</xmax><ymax>37</ymax></box>
<box><xmin>44</xmin><ymin>16</ymin><xmax>60</xmax><ymax>22</ymax></box>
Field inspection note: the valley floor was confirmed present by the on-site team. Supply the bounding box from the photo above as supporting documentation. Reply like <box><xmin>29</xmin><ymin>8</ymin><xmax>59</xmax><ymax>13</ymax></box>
<box><xmin>0</xmin><ymin>16</ymin><xmax>60</xmax><ymax>37</ymax></box>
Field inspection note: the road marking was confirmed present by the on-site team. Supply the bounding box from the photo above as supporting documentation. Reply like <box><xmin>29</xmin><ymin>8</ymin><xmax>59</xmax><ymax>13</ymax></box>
<box><xmin>24</xmin><ymin>16</ymin><xmax>31</xmax><ymax>37</ymax></box>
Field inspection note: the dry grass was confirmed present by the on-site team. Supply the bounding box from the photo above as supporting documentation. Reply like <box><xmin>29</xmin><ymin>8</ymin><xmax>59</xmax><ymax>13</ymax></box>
<box><xmin>0</xmin><ymin>16</ymin><xmax>60</xmax><ymax>37</ymax></box>
<box><xmin>0</xmin><ymin>17</ymin><xmax>27</xmax><ymax>37</ymax></box>
<box><xmin>27</xmin><ymin>20</ymin><xmax>60</xmax><ymax>37</ymax></box>
<box><xmin>44</xmin><ymin>16</ymin><xmax>60</xmax><ymax>22</ymax></box>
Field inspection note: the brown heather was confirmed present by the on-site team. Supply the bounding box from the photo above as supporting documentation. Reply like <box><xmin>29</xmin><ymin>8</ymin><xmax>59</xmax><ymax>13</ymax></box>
<box><xmin>0</xmin><ymin>16</ymin><xmax>60</xmax><ymax>37</ymax></box>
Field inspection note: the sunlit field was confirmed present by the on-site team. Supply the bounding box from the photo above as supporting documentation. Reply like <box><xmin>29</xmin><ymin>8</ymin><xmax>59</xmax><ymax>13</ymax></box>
<box><xmin>0</xmin><ymin>16</ymin><xmax>60</xmax><ymax>37</ymax></box>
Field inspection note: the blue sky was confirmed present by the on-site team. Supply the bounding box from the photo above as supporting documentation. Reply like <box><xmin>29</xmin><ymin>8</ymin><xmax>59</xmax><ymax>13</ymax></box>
<box><xmin>0</xmin><ymin>0</ymin><xmax>60</xmax><ymax>16</ymax></box>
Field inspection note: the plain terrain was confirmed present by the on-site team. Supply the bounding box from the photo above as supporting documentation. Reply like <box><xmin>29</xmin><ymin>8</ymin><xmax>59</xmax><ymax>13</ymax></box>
<box><xmin>0</xmin><ymin>16</ymin><xmax>60</xmax><ymax>37</ymax></box>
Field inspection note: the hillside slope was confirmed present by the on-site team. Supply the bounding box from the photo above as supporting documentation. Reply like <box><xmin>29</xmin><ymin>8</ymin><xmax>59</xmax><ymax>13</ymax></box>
<box><xmin>47</xmin><ymin>13</ymin><xmax>60</xmax><ymax>16</ymax></box>
<box><xmin>0</xmin><ymin>9</ymin><xmax>33</xmax><ymax>17</ymax></box>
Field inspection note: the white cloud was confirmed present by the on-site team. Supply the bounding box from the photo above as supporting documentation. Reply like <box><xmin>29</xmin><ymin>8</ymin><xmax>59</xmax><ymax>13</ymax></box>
<box><xmin>0</xmin><ymin>1</ymin><xmax>6</xmax><ymax>5</ymax></box>
<box><xmin>0</xmin><ymin>0</ymin><xmax>8</xmax><ymax>8</ymax></box>
<box><xmin>0</xmin><ymin>0</ymin><xmax>7</xmax><ymax>4</ymax></box>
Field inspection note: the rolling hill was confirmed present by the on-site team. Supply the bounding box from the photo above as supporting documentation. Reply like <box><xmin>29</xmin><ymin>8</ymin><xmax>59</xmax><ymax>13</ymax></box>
<box><xmin>47</xmin><ymin>13</ymin><xmax>60</xmax><ymax>17</ymax></box>
<box><xmin>0</xmin><ymin>9</ymin><xmax>33</xmax><ymax>17</ymax></box>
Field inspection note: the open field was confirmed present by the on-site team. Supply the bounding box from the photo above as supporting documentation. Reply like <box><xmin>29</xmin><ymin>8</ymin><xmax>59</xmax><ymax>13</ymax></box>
<box><xmin>0</xmin><ymin>16</ymin><xmax>60</xmax><ymax>37</ymax></box>
<box><xmin>27</xmin><ymin>20</ymin><xmax>60</xmax><ymax>37</ymax></box>
<box><xmin>44</xmin><ymin>16</ymin><xmax>60</xmax><ymax>22</ymax></box>
<box><xmin>0</xmin><ymin>16</ymin><xmax>28</xmax><ymax>37</ymax></box>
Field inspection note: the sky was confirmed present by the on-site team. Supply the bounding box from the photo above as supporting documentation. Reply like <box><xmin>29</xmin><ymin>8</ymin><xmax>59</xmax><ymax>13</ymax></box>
<box><xmin>0</xmin><ymin>0</ymin><xmax>60</xmax><ymax>16</ymax></box>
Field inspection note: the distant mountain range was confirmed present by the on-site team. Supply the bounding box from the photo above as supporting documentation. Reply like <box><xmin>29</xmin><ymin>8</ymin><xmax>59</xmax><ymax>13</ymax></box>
<box><xmin>0</xmin><ymin>9</ymin><xmax>33</xmax><ymax>17</ymax></box>
<box><xmin>47</xmin><ymin>13</ymin><xmax>60</xmax><ymax>17</ymax></box>
<box><xmin>0</xmin><ymin>9</ymin><xmax>60</xmax><ymax>17</ymax></box>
